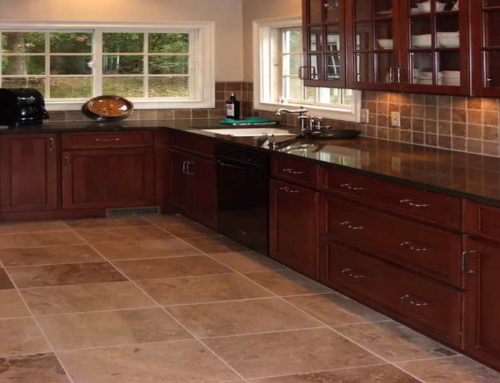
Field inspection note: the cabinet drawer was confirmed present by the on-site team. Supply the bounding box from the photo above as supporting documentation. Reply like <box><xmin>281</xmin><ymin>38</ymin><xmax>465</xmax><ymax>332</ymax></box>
<box><xmin>465</xmin><ymin>201</ymin><xmax>500</xmax><ymax>243</ymax></box>
<box><xmin>320</xmin><ymin>167</ymin><xmax>461</xmax><ymax>230</ymax></box>
<box><xmin>171</xmin><ymin>131</ymin><xmax>215</xmax><ymax>159</ymax></box>
<box><xmin>320</xmin><ymin>240</ymin><xmax>462</xmax><ymax>347</ymax></box>
<box><xmin>271</xmin><ymin>156</ymin><xmax>318</xmax><ymax>189</ymax></box>
<box><xmin>62</xmin><ymin>131</ymin><xmax>153</xmax><ymax>149</ymax></box>
<box><xmin>321</xmin><ymin>194</ymin><xmax>462</xmax><ymax>287</ymax></box>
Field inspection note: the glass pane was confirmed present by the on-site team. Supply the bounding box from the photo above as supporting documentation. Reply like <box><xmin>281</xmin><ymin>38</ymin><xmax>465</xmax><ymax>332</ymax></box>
<box><xmin>103</xmin><ymin>33</ymin><xmax>144</xmax><ymax>53</ymax></box>
<box><xmin>50</xmin><ymin>77</ymin><xmax>92</xmax><ymax>98</ymax></box>
<box><xmin>309</xmin><ymin>27</ymin><xmax>323</xmax><ymax>51</ymax></box>
<box><xmin>437</xmin><ymin>51</ymin><xmax>461</xmax><ymax>86</ymax></box>
<box><xmin>326</xmin><ymin>25</ymin><xmax>341</xmax><ymax>51</ymax></box>
<box><xmin>355</xmin><ymin>0</ymin><xmax>372</xmax><ymax>19</ymax></box>
<box><xmin>375</xmin><ymin>20</ymin><xmax>393</xmax><ymax>49</ymax></box>
<box><xmin>376</xmin><ymin>52</ymin><xmax>394</xmax><ymax>83</ymax></box>
<box><xmin>103</xmin><ymin>55</ymin><xmax>143</xmax><ymax>75</ymax></box>
<box><xmin>283</xmin><ymin>55</ymin><xmax>303</xmax><ymax>76</ymax></box>
<box><xmin>283</xmin><ymin>29</ymin><xmax>302</xmax><ymax>53</ymax></box>
<box><xmin>412</xmin><ymin>51</ymin><xmax>434</xmax><ymax>85</ymax></box>
<box><xmin>485</xmin><ymin>51</ymin><xmax>500</xmax><ymax>88</ymax></box>
<box><xmin>50</xmin><ymin>56</ymin><xmax>93</xmax><ymax>75</ymax></box>
<box><xmin>410</xmin><ymin>0</ymin><xmax>457</xmax><ymax>13</ymax></box>
<box><xmin>149</xmin><ymin>33</ymin><xmax>189</xmax><ymax>53</ymax></box>
<box><xmin>284</xmin><ymin>77</ymin><xmax>303</xmax><ymax>101</ymax></box>
<box><xmin>149</xmin><ymin>56</ymin><xmax>189</xmax><ymax>75</ymax></box>
<box><xmin>375</xmin><ymin>0</ymin><xmax>394</xmax><ymax>15</ymax></box>
<box><xmin>308</xmin><ymin>54</ymin><xmax>321</xmax><ymax>80</ymax></box>
<box><xmin>355</xmin><ymin>22</ymin><xmax>372</xmax><ymax>50</ymax></box>
<box><xmin>50</xmin><ymin>33</ymin><xmax>92</xmax><ymax>53</ymax></box>
<box><xmin>486</xmin><ymin>11</ymin><xmax>500</xmax><ymax>47</ymax></box>
<box><xmin>485</xmin><ymin>0</ymin><xmax>500</xmax><ymax>6</ymax></box>
<box><xmin>149</xmin><ymin>76</ymin><xmax>189</xmax><ymax>98</ymax></box>
<box><xmin>1</xmin><ymin>32</ymin><xmax>45</xmax><ymax>53</ymax></box>
<box><xmin>318</xmin><ymin>88</ymin><xmax>341</xmax><ymax>104</ymax></box>
<box><xmin>103</xmin><ymin>77</ymin><xmax>144</xmax><ymax>97</ymax></box>
<box><xmin>2</xmin><ymin>56</ymin><xmax>45</xmax><ymax>75</ymax></box>
<box><xmin>326</xmin><ymin>0</ymin><xmax>340</xmax><ymax>22</ymax></box>
<box><xmin>411</xmin><ymin>17</ymin><xmax>432</xmax><ymax>48</ymax></box>
<box><xmin>2</xmin><ymin>77</ymin><xmax>45</xmax><ymax>95</ymax></box>
<box><xmin>325</xmin><ymin>54</ymin><xmax>341</xmax><ymax>81</ymax></box>
<box><xmin>309</xmin><ymin>0</ymin><xmax>324</xmax><ymax>24</ymax></box>
<box><xmin>305</xmin><ymin>87</ymin><xmax>315</xmax><ymax>102</ymax></box>
<box><xmin>355</xmin><ymin>53</ymin><xmax>374</xmax><ymax>82</ymax></box>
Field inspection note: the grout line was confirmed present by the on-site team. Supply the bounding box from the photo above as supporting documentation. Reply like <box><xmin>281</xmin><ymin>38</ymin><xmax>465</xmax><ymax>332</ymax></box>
<box><xmin>193</xmin><ymin>325</ymin><xmax>328</xmax><ymax>341</ymax></box>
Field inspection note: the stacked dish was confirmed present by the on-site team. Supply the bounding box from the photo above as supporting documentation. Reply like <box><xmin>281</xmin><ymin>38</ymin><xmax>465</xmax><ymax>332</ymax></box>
<box><xmin>416</xmin><ymin>1</ymin><xmax>446</xmax><ymax>13</ymax></box>
<box><xmin>412</xmin><ymin>34</ymin><xmax>432</xmax><ymax>48</ymax></box>
<box><xmin>413</xmin><ymin>69</ymin><xmax>441</xmax><ymax>85</ymax></box>
<box><xmin>439</xmin><ymin>70</ymin><xmax>460</xmax><ymax>86</ymax></box>
<box><xmin>437</xmin><ymin>31</ymin><xmax>460</xmax><ymax>47</ymax></box>
<box><xmin>377</xmin><ymin>39</ymin><xmax>393</xmax><ymax>49</ymax></box>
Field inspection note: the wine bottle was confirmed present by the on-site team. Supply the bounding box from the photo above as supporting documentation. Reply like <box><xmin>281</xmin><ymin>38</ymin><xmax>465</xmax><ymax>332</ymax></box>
<box><xmin>225</xmin><ymin>93</ymin><xmax>241</xmax><ymax>120</ymax></box>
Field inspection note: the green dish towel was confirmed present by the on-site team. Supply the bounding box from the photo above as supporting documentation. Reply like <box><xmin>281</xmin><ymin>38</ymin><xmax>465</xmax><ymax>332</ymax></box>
<box><xmin>220</xmin><ymin>117</ymin><xmax>280</xmax><ymax>126</ymax></box>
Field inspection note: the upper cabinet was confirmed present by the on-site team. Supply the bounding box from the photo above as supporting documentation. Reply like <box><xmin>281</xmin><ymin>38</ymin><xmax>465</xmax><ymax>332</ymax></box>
<box><xmin>302</xmin><ymin>0</ymin><xmax>347</xmax><ymax>88</ymax></box>
<box><xmin>471</xmin><ymin>0</ymin><xmax>500</xmax><ymax>97</ymax></box>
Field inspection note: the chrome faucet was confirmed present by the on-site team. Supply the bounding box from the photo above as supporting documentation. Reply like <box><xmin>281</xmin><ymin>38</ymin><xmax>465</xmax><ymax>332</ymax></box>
<box><xmin>275</xmin><ymin>107</ymin><xmax>310</xmax><ymax>132</ymax></box>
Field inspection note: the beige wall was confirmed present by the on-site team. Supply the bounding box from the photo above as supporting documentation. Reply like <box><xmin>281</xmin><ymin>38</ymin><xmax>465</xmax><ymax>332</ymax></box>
<box><xmin>242</xmin><ymin>0</ymin><xmax>302</xmax><ymax>82</ymax></box>
<box><xmin>0</xmin><ymin>0</ymin><xmax>244</xmax><ymax>81</ymax></box>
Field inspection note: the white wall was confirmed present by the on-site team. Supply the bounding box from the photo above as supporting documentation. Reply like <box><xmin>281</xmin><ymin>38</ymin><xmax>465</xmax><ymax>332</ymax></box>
<box><xmin>0</xmin><ymin>0</ymin><xmax>244</xmax><ymax>82</ymax></box>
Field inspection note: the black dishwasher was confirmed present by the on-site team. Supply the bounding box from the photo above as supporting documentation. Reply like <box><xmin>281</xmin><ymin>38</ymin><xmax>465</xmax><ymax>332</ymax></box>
<box><xmin>216</xmin><ymin>144</ymin><xmax>269</xmax><ymax>255</ymax></box>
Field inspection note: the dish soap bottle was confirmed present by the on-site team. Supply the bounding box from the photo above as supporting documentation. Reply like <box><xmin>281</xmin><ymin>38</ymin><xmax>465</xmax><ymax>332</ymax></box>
<box><xmin>225</xmin><ymin>93</ymin><xmax>241</xmax><ymax>120</ymax></box>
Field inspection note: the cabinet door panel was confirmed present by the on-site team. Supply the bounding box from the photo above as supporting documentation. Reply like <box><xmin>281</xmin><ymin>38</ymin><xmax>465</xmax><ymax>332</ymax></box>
<box><xmin>62</xmin><ymin>148</ymin><xmax>155</xmax><ymax>210</ymax></box>
<box><xmin>170</xmin><ymin>150</ymin><xmax>196</xmax><ymax>217</ymax></box>
<box><xmin>0</xmin><ymin>134</ymin><xmax>58</xmax><ymax>212</ymax></box>
<box><xmin>193</xmin><ymin>157</ymin><xmax>217</xmax><ymax>230</ymax></box>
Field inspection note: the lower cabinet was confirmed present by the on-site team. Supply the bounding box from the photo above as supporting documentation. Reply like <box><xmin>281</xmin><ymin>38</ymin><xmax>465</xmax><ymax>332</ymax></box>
<box><xmin>464</xmin><ymin>238</ymin><xmax>500</xmax><ymax>371</ymax></box>
<box><xmin>270</xmin><ymin>179</ymin><xmax>318</xmax><ymax>278</ymax></box>
<box><xmin>0</xmin><ymin>134</ymin><xmax>58</xmax><ymax>213</ymax></box>
<box><xmin>170</xmin><ymin>150</ymin><xmax>217</xmax><ymax>229</ymax></box>
<box><xmin>61</xmin><ymin>148</ymin><xmax>155</xmax><ymax>210</ymax></box>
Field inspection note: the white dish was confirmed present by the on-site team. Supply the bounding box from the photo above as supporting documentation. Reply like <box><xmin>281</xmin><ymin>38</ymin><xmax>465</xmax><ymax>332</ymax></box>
<box><xmin>437</xmin><ymin>35</ymin><xmax>460</xmax><ymax>48</ymax></box>
<box><xmin>412</xmin><ymin>34</ymin><xmax>432</xmax><ymax>48</ymax></box>
<box><xmin>376</xmin><ymin>10</ymin><xmax>393</xmax><ymax>16</ymax></box>
<box><xmin>417</xmin><ymin>1</ymin><xmax>446</xmax><ymax>13</ymax></box>
<box><xmin>411</xmin><ymin>7</ymin><xmax>421</xmax><ymax>14</ymax></box>
<box><xmin>377</xmin><ymin>39</ymin><xmax>394</xmax><ymax>49</ymax></box>
<box><xmin>440</xmin><ymin>70</ymin><xmax>460</xmax><ymax>78</ymax></box>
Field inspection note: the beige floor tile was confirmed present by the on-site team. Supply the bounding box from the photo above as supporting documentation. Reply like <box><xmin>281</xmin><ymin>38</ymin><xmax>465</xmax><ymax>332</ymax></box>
<box><xmin>0</xmin><ymin>318</ymin><xmax>50</xmax><ymax>356</ymax></box>
<box><xmin>21</xmin><ymin>281</ymin><xmax>156</xmax><ymax>316</ymax></box>
<box><xmin>0</xmin><ymin>268</ymin><xmax>14</xmax><ymax>290</ymax></box>
<box><xmin>148</xmin><ymin>216</ymin><xmax>220</xmax><ymax>238</ymax></box>
<box><xmin>335</xmin><ymin>321</ymin><xmax>457</xmax><ymax>362</ymax></box>
<box><xmin>8</xmin><ymin>262</ymin><xmax>127</xmax><ymax>288</ymax></box>
<box><xmin>184</xmin><ymin>237</ymin><xmax>250</xmax><ymax>254</ymax></box>
<box><xmin>397</xmin><ymin>355</ymin><xmax>500</xmax><ymax>382</ymax></box>
<box><xmin>75</xmin><ymin>226</ymin><xmax>172</xmax><ymax>244</ymax></box>
<box><xmin>167</xmin><ymin>298</ymin><xmax>323</xmax><ymax>338</ymax></box>
<box><xmin>38</xmin><ymin>308</ymin><xmax>192</xmax><ymax>350</ymax></box>
<box><xmin>144</xmin><ymin>214</ymin><xmax>194</xmax><ymax>225</ymax></box>
<box><xmin>251</xmin><ymin>365</ymin><xmax>420</xmax><ymax>383</ymax></box>
<box><xmin>0</xmin><ymin>231</ymin><xmax>84</xmax><ymax>250</ymax></box>
<box><xmin>0</xmin><ymin>353</ymin><xmax>70</xmax><ymax>383</ymax></box>
<box><xmin>0</xmin><ymin>221</ymin><xmax>69</xmax><ymax>235</ymax></box>
<box><xmin>137</xmin><ymin>274</ymin><xmax>273</xmax><ymax>306</ymax></box>
<box><xmin>94</xmin><ymin>239</ymin><xmax>201</xmax><ymax>261</ymax></box>
<box><xmin>244</xmin><ymin>270</ymin><xmax>331</xmax><ymax>296</ymax></box>
<box><xmin>113</xmin><ymin>255</ymin><xmax>233</xmax><ymax>280</ymax></box>
<box><xmin>65</xmin><ymin>217</ymin><xmax>150</xmax><ymax>229</ymax></box>
<box><xmin>285</xmin><ymin>293</ymin><xmax>389</xmax><ymax>326</ymax></box>
<box><xmin>204</xmin><ymin>328</ymin><xmax>382</xmax><ymax>379</ymax></box>
<box><xmin>0</xmin><ymin>290</ymin><xmax>30</xmax><ymax>318</ymax></box>
<box><xmin>58</xmin><ymin>340</ymin><xmax>241</xmax><ymax>383</ymax></box>
<box><xmin>210</xmin><ymin>252</ymin><xmax>288</xmax><ymax>273</ymax></box>
<box><xmin>0</xmin><ymin>245</ymin><xmax>103</xmax><ymax>267</ymax></box>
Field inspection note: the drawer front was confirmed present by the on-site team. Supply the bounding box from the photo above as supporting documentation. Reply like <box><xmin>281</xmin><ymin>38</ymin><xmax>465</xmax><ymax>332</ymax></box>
<box><xmin>320</xmin><ymin>240</ymin><xmax>462</xmax><ymax>347</ymax></box>
<box><xmin>320</xmin><ymin>167</ymin><xmax>461</xmax><ymax>230</ymax></box>
<box><xmin>62</xmin><ymin>131</ymin><xmax>154</xmax><ymax>149</ymax></box>
<box><xmin>465</xmin><ymin>201</ymin><xmax>500</xmax><ymax>242</ymax></box>
<box><xmin>272</xmin><ymin>156</ymin><xmax>318</xmax><ymax>188</ymax></box>
<box><xmin>321</xmin><ymin>194</ymin><xmax>462</xmax><ymax>286</ymax></box>
<box><xmin>171</xmin><ymin>131</ymin><xmax>215</xmax><ymax>159</ymax></box>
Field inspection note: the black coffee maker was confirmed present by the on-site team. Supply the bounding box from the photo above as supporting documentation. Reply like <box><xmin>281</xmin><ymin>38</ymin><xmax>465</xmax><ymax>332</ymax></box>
<box><xmin>0</xmin><ymin>88</ymin><xmax>49</xmax><ymax>127</ymax></box>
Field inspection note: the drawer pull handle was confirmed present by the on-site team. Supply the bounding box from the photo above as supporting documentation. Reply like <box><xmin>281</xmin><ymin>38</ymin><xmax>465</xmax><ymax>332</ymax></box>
<box><xmin>341</xmin><ymin>183</ymin><xmax>365</xmax><ymax>191</ymax></box>
<box><xmin>279</xmin><ymin>186</ymin><xmax>300</xmax><ymax>194</ymax></box>
<box><xmin>48</xmin><ymin>138</ymin><xmax>55</xmax><ymax>151</ymax></box>
<box><xmin>400</xmin><ymin>294</ymin><xmax>429</xmax><ymax>307</ymax></box>
<box><xmin>400</xmin><ymin>241</ymin><xmax>429</xmax><ymax>252</ymax></box>
<box><xmin>462</xmin><ymin>250</ymin><xmax>476</xmax><ymax>274</ymax></box>
<box><xmin>340</xmin><ymin>221</ymin><xmax>364</xmax><ymax>230</ymax></box>
<box><xmin>96</xmin><ymin>138</ymin><xmax>121</xmax><ymax>142</ymax></box>
<box><xmin>282</xmin><ymin>168</ymin><xmax>305</xmax><ymax>175</ymax></box>
<box><xmin>342</xmin><ymin>268</ymin><xmax>365</xmax><ymax>279</ymax></box>
<box><xmin>400</xmin><ymin>199</ymin><xmax>430</xmax><ymax>208</ymax></box>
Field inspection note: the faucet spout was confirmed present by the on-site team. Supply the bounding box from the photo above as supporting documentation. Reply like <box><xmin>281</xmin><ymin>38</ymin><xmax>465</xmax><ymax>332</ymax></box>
<box><xmin>274</xmin><ymin>107</ymin><xmax>310</xmax><ymax>132</ymax></box>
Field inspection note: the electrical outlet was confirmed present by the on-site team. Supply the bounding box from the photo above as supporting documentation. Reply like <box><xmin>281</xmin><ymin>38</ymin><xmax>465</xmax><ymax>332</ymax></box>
<box><xmin>391</xmin><ymin>111</ymin><xmax>401</xmax><ymax>127</ymax></box>
<box><xmin>361</xmin><ymin>109</ymin><xmax>369</xmax><ymax>123</ymax></box>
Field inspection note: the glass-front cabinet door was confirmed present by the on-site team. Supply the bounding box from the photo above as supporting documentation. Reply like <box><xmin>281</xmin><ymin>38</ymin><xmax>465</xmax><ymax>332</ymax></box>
<box><xmin>346</xmin><ymin>0</ymin><xmax>402</xmax><ymax>91</ymax></box>
<box><xmin>303</xmin><ymin>0</ymin><xmax>346</xmax><ymax>87</ymax></box>
<box><xmin>471</xmin><ymin>0</ymin><xmax>500</xmax><ymax>97</ymax></box>
<box><xmin>399</xmin><ymin>0</ymin><xmax>469</xmax><ymax>95</ymax></box>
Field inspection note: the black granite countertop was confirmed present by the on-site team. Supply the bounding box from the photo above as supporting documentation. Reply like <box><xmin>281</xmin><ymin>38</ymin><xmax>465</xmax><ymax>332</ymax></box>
<box><xmin>4</xmin><ymin>119</ymin><xmax>500</xmax><ymax>207</ymax></box>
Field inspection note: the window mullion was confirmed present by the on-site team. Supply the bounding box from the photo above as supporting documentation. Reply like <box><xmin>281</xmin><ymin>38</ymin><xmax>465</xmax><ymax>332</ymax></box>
<box><xmin>94</xmin><ymin>30</ymin><xmax>103</xmax><ymax>97</ymax></box>
<box><xmin>143</xmin><ymin>33</ymin><xmax>149</xmax><ymax>99</ymax></box>
<box><xmin>45</xmin><ymin>32</ymin><xmax>51</xmax><ymax>99</ymax></box>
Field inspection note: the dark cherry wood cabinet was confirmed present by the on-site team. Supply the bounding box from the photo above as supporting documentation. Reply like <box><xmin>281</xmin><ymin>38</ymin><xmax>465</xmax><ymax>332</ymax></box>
<box><xmin>61</xmin><ymin>148</ymin><xmax>155</xmax><ymax>210</ymax></box>
<box><xmin>270</xmin><ymin>179</ymin><xmax>318</xmax><ymax>278</ymax></box>
<box><xmin>0</xmin><ymin>134</ymin><xmax>58</xmax><ymax>213</ymax></box>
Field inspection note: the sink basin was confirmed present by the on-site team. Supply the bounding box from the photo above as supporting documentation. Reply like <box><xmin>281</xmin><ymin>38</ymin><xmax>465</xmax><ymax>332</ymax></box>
<box><xmin>203</xmin><ymin>128</ymin><xmax>296</xmax><ymax>137</ymax></box>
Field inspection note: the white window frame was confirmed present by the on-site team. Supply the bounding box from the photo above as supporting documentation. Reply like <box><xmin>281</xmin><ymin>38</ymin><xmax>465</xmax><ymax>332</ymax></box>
<box><xmin>0</xmin><ymin>20</ymin><xmax>216</xmax><ymax>111</ymax></box>
<box><xmin>253</xmin><ymin>17</ymin><xmax>361</xmax><ymax>123</ymax></box>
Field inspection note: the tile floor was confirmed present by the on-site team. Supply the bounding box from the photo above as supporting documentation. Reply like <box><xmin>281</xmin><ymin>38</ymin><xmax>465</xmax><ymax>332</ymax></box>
<box><xmin>0</xmin><ymin>215</ymin><xmax>499</xmax><ymax>383</ymax></box>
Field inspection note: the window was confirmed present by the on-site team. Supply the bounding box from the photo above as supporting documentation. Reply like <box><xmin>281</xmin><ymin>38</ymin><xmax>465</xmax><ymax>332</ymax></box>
<box><xmin>0</xmin><ymin>21</ymin><xmax>215</xmax><ymax>110</ymax></box>
<box><xmin>255</xmin><ymin>18</ymin><xmax>360</xmax><ymax>122</ymax></box>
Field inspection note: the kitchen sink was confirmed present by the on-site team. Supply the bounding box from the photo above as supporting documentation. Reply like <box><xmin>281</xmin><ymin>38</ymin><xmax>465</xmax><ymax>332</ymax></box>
<box><xmin>203</xmin><ymin>128</ymin><xmax>296</xmax><ymax>137</ymax></box>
